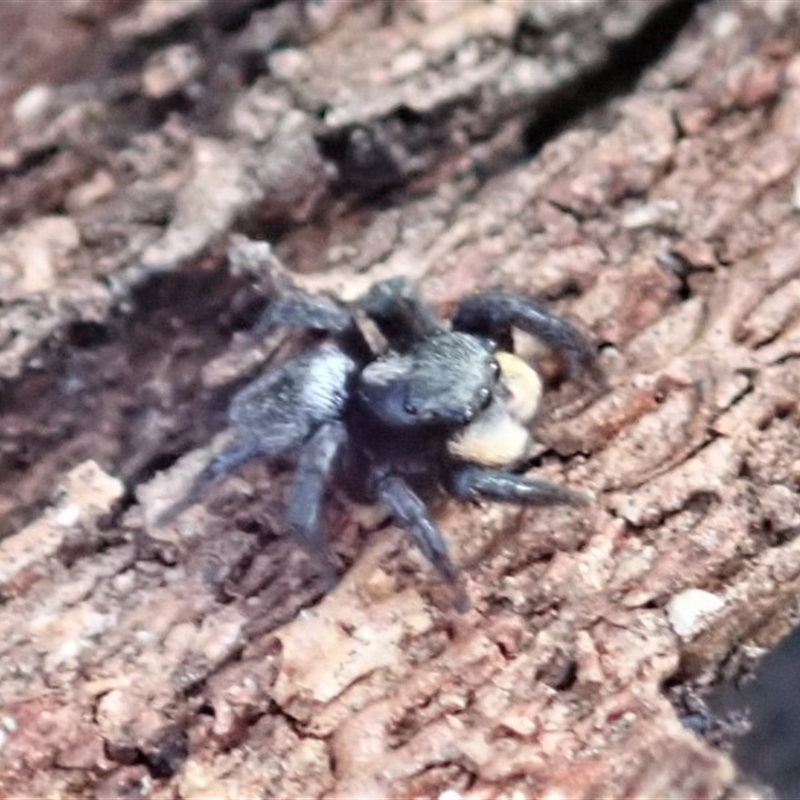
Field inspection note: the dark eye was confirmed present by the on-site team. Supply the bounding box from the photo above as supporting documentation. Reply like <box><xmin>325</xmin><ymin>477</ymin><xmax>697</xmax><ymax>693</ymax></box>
<box><xmin>491</xmin><ymin>360</ymin><xmax>500</xmax><ymax>377</ymax></box>
<box><xmin>477</xmin><ymin>386</ymin><xmax>492</xmax><ymax>409</ymax></box>
<box><xmin>404</xmin><ymin>400</ymin><xmax>417</xmax><ymax>415</ymax></box>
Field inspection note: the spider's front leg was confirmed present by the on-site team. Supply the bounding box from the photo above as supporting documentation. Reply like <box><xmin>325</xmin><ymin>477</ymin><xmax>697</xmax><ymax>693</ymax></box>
<box><xmin>378</xmin><ymin>475</ymin><xmax>469</xmax><ymax>611</ymax></box>
<box><xmin>452</xmin><ymin>290</ymin><xmax>606</xmax><ymax>388</ymax></box>
<box><xmin>447</xmin><ymin>463</ymin><xmax>590</xmax><ymax>508</ymax></box>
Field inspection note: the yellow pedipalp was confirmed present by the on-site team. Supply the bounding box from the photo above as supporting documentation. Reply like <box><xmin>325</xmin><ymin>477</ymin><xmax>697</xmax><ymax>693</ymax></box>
<box><xmin>447</xmin><ymin>351</ymin><xmax>543</xmax><ymax>468</ymax></box>
<box><xmin>495</xmin><ymin>351</ymin><xmax>543</xmax><ymax>424</ymax></box>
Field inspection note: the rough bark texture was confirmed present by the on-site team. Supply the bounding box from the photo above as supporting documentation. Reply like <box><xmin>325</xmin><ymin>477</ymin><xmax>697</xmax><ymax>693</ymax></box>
<box><xmin>1</xmin><ymin>0</ymin><xmax>799</xmax><ymax>797</ymax></box>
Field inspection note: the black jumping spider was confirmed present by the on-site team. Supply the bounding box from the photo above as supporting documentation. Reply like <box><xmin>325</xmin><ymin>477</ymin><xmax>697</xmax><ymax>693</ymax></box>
<box><xmin>160</xmin><ymin>277</ymin><xmax>603</xmax><ymax>608</ymax></box>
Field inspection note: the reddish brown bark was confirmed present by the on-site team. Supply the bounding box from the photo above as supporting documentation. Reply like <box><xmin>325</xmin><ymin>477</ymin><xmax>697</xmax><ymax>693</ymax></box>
<box><xmin>1</xmin><ymin>1</ymin><xmax>799</xmax><ymax>797</ymax></box>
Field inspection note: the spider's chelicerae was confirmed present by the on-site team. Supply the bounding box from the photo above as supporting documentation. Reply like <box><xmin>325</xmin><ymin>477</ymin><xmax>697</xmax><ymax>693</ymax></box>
<box><xmin>163</xmin><ymin>277</ymin><xmax>604</xmax><ymax>608</ymax></box>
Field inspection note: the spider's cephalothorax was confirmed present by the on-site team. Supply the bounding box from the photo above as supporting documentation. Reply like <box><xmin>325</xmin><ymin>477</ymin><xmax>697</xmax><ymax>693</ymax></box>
<box><xmin>160</xmin><ymin>278</ymin><xmax>604</xmax><ymax>608</ymax></box>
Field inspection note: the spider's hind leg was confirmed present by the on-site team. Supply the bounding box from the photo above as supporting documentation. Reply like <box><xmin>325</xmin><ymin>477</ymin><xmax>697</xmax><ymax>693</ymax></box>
<box><xmin>360</xmin><ymin>277</ymin><xmax>442</xmax><ymax>350</ymax></box>
<box><xmin>156</xmin><ymin>348</ymin><xmax>358</xmax><ymax>526</ymax></box>
<box><xmin>452</xmin><ymin>290</ymin><xmax>605</xmax><ymax>388</ymax></box>
<box><xmin>253</xmin><ymin>286</ymin><xmax>372</xmax><ymax>361</ymax></box>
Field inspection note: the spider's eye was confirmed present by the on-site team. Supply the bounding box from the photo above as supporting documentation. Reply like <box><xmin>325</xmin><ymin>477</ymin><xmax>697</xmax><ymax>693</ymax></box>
<box><xmin>477</xmin><ymin>386</ymin><xmax>492</xmax><ymax>410</ymax></box>
<box><xmin>490</xmin><ymin>360</ymin><xmax>501</xmax><ymax>379</ymax></box>
<box><xmin>404</xmin><ymin>400</ymin><xmax>417</xmax><ymax>416</ymax></box>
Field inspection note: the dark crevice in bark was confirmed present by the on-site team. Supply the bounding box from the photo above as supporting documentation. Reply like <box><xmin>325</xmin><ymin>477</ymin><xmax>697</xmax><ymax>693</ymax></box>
<box><xmin>523</xmin><ymin>0</ymin><xmax>705</xmax><ymax>155</ymax></box>
<box><xmin>0</xmin><ymin>267</ymin><xmax>255</xmax><ymax>542</ymax></box>
<box><xmin>314</xmin><ymin>1</ymin><xmax>706</xmax><ymax>205</ymax></box>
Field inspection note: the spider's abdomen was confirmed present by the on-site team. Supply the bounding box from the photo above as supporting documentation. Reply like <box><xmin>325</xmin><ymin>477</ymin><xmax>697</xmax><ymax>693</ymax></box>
<box><xmin>229</xmin><ymin>345</ymin><xmax>357</xmax><ymax>458</ymax></box>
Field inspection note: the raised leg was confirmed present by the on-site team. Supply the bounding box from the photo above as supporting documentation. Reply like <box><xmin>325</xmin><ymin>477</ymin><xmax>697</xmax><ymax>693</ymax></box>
<box><xmin>360</xmin><ymin>277</ymin><xmax>441</xmax><ymax>350</ymax></box>
<box><xmin>452</xmin><ymin>290</ymin><xmax>605</xmax><ymax>387</ymax></box>
<box><xmin>286</xmin><ymin>420</ymin><xmax>347</xmax><ymax>587</ymax></box>
<box><xmin>378</xmin><ymin>475</ymin><xmax>469</xmax><ymax>611</ymax></box>
<box><xmin>447</xmin><ymin>463</ymin><xmax>590</xmax><ymax>507</ymax></box>
<box><xmin>252</xmin><ymin>287</ymin><xmax>372</xmax><ymax>362</ymax></box>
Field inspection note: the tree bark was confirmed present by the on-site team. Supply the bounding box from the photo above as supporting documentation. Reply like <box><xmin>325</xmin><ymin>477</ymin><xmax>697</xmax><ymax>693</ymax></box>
<box><xmin>1</xmin><ymin>0</ymin><xmax>798</xmax><ymax>796</ymax></box>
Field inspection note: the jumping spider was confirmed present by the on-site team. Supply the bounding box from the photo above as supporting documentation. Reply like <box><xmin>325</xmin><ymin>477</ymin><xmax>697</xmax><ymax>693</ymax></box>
<box><xmin>160</xmin><ymin>277</ymin><xmax>604</xmax><ymax>608</ymax></box>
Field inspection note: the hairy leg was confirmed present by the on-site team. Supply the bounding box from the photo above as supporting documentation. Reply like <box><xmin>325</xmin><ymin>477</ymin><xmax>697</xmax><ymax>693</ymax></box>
<box><xmin>154</xmin><ymin>438</ymin><xmax>262</xmax><ymax>526</ymax></box>
<box><xmin>378</xmin><ymin>475</ymin><xmax>469</xmax><ymax>610</ymax></box>
<box><xmin>360</xmin><ymin>277</ymin><xmax>441</xmax><ymax>350</ymax></box>
<box><xmin>252</xmin><ymin>287</ymin><xmax>372</xmax><ymax>361</ymax></box>
<box><xmin>447</xmin><ymin>463</ymin><xmax>591</xmax><ymax>507</ymax></box>
<box><xmin>286</xmin><ymin>420</ymin><xmax>347</xmax><ymax>587</ymax></box>
<box><xmin>452</xmin><ymin>290</ymin><xmax>605</xmax><ymax>387</ymax></box>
